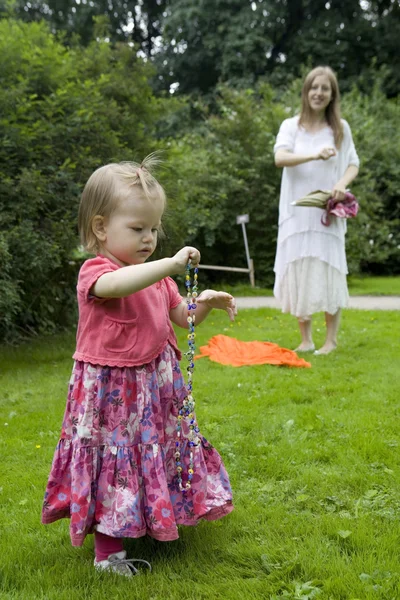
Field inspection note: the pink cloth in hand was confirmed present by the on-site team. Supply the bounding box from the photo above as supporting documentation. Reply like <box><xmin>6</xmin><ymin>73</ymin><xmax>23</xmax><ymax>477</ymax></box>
<box><xmin>321</xmin><ymin>192</ymin><xmax>359</xmax><ymax>226</ymax></box>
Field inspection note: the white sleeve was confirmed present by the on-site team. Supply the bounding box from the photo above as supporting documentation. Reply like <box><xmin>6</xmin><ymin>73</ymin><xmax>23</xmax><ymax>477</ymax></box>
<box><xmin>342</xmin><ymin>120</ymin><xmax>360</xmax><ymax>168</ymax></box>
<box><xmin>274</xmin><ymin>118</ymin><xmax>297</xmax><ymax>153</ymax></box>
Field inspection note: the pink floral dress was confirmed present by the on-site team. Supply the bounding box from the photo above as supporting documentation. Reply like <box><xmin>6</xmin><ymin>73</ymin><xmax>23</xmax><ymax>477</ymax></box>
<box><xmin>42</xmin><ymin>345</ymin><xmax>233</xmax><ymax>546</ymax></box>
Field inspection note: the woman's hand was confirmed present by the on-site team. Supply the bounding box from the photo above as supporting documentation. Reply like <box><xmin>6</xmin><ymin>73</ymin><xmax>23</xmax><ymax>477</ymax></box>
<box><xmin>172</xmin><ymin>246</ymin><xmax>201</xmax><ymax>274</ymax></box>
<box><xmin>197</xmin><ymin>290</ymin><xmax>237</xmax><ymax>321</ymax></box>
<box><xmin>331</xmin><ymin>183</ymin><xmax>347</xmax><ymax>202</ymax></box>
<box><xmin>315</xmin><ymin>147</ymin><xmax>336</xmax><ymax>161</ymax></box>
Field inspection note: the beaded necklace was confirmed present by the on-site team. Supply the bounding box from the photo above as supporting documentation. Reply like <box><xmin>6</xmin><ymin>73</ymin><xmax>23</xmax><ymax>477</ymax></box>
<box><xmin>175</xmin><ymin>264</ymin><xmax>201</xmax><ymax>493</ymax></box>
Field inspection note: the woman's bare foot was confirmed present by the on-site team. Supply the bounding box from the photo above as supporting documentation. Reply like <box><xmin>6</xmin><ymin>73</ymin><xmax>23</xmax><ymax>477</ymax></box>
<box><xmin>294</xmin><ymin>343</ymin><xmax>315</xmax><ymax>352</ymax></box>
<box><xmin>314</xmin><ymin>342</ymin><xmax>337</xmax><ymax>355</ymax></box>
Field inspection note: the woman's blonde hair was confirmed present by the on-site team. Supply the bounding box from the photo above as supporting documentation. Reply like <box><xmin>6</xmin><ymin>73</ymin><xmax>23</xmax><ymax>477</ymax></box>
<box><xmin>299</xmin><ymin>66</ymin><xmax>343</xmax><ymax>148</ymax></box>
<box><xmin>78</xmin><ymin>152</ymin><xmax>166</xmax><ymax>253</ymax></box>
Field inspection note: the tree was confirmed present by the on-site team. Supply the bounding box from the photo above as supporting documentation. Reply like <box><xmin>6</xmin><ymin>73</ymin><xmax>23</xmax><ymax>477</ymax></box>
<box><xmin>1</xmin><ymin>0</ymin><xmax>167</xmax><ymax>56</ymax></box>
<box><xmin>155</xmin><ymin>0</ymin><xmax>400</xmax><ymax>96</ymax></box>
<box><xmin>4</xmin><ymin>0</ymin><xmax>399</xmax><ymax>95</ymax></box>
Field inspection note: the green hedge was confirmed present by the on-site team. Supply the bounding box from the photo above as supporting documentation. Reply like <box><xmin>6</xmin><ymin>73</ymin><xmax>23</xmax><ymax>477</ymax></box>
<box><xmin>0</xmin><ymin>19</ymin><xmax>160</xmax><ymax>340</ymax></box>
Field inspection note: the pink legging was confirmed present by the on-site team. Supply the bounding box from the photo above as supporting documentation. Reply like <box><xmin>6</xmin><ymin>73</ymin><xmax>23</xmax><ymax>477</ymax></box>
<box><xmin>94</xmin><ymin>531</ymin><xmax>124</xmax><ymax>562</ymax></box>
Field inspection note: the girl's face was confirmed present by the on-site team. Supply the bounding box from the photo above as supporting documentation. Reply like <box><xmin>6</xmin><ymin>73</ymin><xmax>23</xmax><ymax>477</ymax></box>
<box><xmin>97</xmin><ymin>195</ymin><xmax>163</xmax><ymax>266</ymax></box>
<box><xmin>307</xmin><ymin>74</ymin><xmax>333</xmax><ymax>115</ymax></box>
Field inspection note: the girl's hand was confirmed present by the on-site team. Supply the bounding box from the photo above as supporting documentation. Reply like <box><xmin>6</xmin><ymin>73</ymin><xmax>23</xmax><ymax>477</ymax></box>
<box><xmin>197</xmin><ymin>290</ymin><xmax>237</xmax><ymax>322</ymax></box>
<box><xmin>331</xmin><ymin>183</ymin><xmax>346</xmax><ymax>203</ymax></box>
<box><xmin>315</xmin><ymin>147</ymin><xmax>336</xmax><ymax>161</ymax></box>
<box><xmin>172</xmin><ymin>246</ymin><xmax>201</xmax><ymax>274</ymax></box>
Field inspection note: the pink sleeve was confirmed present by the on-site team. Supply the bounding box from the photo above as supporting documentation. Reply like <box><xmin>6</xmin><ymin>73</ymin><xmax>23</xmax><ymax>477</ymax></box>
<box><xmin>163</xmin><ymin>276</ymin><xmax>183</xmax><ymax>309</ymax></box>
<box><xmin>77</xmin><ymin>257</ymin><xmax>118</xmax><ymax>303</ymax></box>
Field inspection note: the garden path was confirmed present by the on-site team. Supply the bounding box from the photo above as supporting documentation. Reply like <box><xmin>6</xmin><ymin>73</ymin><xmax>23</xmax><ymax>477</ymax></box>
<box><xmin>236</xmin><ymin>296</ymin><xmax>400</xmax><ymax>310</ymax></box>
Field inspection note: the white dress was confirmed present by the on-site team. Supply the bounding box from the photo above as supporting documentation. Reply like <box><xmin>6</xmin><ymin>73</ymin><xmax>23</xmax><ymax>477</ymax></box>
<box><xmin>273</xmin><ymin>116</ymin><xmax>359</xmax><ymax>320</ymax></box>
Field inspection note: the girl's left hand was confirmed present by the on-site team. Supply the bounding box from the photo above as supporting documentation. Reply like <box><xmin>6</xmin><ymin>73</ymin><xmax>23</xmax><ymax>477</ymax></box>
<box><xmin>197</xmin><ymin>290</ymin><xmax>237</xmax><ymax>321</ymax></box>
<box><xmin>331</xmin><ymin>183</ymin><xmax>346</xmax><ymax>203</ymax></box>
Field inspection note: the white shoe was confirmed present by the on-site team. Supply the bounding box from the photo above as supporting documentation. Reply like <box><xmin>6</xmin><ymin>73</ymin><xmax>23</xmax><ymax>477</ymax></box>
<box><xmin>94</xmin><ymin>550</ymin><xmax>151</xmax><ymax>577</ymax></box>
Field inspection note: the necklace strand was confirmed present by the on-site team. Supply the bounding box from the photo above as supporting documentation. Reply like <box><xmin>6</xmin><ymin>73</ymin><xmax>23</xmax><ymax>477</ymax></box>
<box><xmin>175</xmin><ymin>264</ymin><xmax>200</xmax><ymax>493</ymax></box>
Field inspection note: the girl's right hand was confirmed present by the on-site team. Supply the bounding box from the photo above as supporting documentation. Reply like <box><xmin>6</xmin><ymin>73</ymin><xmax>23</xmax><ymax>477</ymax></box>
<box><xmin>172</xmin><ymin>246</ymin><xmax>201</xmax><ymax>274</ymax></box>
<box><xmin>315</xmin><ymin>147</ymin><xmax>336</xmax><ymax>161</ymax></box>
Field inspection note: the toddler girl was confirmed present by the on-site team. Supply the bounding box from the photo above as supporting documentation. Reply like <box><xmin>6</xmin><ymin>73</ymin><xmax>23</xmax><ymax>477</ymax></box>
<box><xmin>41</xmin><ymin>155</ymin><xmax>236</xmax><ymax>576</ymax></box>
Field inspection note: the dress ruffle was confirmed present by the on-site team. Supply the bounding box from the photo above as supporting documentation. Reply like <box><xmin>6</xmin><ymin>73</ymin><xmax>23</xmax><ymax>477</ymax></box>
<box><xmin>274</xmin><ymin>257</ymin><xmax>349</xmax><ymax>319</ymax></box>
<box><xmin>274</xmin><ymin>227</ymin><xmax>348</xmax><ymax>277</ymax></box>
<box><xmin>42</xmin><ymin>347</ymin><xmax>233</xmax><ymax>546</ymax></box>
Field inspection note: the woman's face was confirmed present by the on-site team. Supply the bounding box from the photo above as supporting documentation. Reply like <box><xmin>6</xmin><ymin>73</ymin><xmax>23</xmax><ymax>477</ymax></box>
<box><xmin>307</xmin><ymin>74</ymin><xmax>333</xmax><ymax>115</ymax></box>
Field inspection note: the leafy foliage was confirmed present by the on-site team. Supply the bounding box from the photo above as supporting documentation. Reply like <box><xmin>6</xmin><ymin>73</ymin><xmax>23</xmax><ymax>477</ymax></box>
<box><xmin>2</xmin><ymin>0</ymin><xmax>167</xmax><ymax>56</ymax></box>
<box><xmin>159</xmin><ymin>86</ymin><xmax>283</xmax><ymax>286</ymax></box>
<box><xmin>0</xmin><ymin>19</ymin><xmax>160</xmax><ymax>340</ymax></box>
<box><xmin>4</xmin><ymin>0</ymin><xmax>400</xmax><ymax>96</ymax></box>
<box><xmin>156</xmin><ymin>0</ymin><xmax>400</xmax><ymax>97</ymax></box>
<box><xmin>342</xmin><ymin>78</ymin><xmax>400</xmax><ymax>274</ymax></box>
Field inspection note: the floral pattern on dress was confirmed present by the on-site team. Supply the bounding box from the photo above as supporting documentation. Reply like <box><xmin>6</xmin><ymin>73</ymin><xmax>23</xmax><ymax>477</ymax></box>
<box><xmin>42</xmin><ymin>344</ymin><xmax>233</xmax><ymax>546</ymax></box>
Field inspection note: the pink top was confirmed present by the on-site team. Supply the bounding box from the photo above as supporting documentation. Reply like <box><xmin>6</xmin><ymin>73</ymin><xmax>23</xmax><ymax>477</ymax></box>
<box><xmin>73</xmin><ymin>256</ymin><xmax>183</xmax><ymax>367</ymax></box>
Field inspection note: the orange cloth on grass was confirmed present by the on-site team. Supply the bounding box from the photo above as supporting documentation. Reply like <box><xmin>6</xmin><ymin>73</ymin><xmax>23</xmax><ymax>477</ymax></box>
<box><xmin>195</xmin><ymin>334</ymin><xmax>311</xmax><ymax>368</ymax></box>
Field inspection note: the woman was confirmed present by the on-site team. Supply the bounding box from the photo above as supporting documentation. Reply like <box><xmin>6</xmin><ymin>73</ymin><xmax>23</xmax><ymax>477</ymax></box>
<box><xmin>274</xmin><ymin>66</ymin><xmax>359</xmax><ymax>355</ymax></box>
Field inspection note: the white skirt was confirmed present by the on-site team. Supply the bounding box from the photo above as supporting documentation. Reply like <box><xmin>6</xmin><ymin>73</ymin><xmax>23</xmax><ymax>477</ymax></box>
<box><xmin>274</xmin><ymin>257</ymin><xmax>349</xmax><ymax>320</ymax></box>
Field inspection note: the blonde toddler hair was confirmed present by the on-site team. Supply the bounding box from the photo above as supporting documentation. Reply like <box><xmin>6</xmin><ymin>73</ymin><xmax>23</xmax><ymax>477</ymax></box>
<box><xmin>78</xmin><ymin>153</ymin><xmax>166</xmax><ymax>253</ymax></box>
<box><xmin>299</xmin><ymin>66</ymin><xmax>344</xmax><ymax>149</ymax></box>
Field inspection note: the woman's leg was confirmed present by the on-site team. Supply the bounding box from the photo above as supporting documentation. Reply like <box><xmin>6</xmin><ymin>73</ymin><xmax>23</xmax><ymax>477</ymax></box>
<box><xmin>295</xmin><ymin>318</ymin><xmax>315</xmax><ymax>352</ymax></box>
<box><xmin>316</xmin><ymin>309</ymin><xmax>341</xmax><ymax>354</ymax></box>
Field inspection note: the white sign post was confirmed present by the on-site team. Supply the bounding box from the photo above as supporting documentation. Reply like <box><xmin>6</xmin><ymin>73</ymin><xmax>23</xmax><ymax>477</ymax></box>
<box><xmin>236</xmin><ymin>214</ymin><xmax>255</xmax><ymax>287</ymax></box>
<box><xmin>197</xmin><ymin>214</ymin><xmax>255</xmax><ymax>287</ymax></box>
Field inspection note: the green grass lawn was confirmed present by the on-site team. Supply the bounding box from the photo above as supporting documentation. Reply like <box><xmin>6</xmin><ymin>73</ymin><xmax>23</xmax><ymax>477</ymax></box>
<box><xmin>0</xmin><ymin>307</ymin><xmax>399</xmax><ymax>599</ymax></box>
<box><xmin>221</xmin><ymin>275</ymin><xmax>400</xmax><ymax>297</ymax></box>
<box><xmin>347</xmin><ymin>276</ymin><xmax>400</xmax><ymax>296</ymax></box>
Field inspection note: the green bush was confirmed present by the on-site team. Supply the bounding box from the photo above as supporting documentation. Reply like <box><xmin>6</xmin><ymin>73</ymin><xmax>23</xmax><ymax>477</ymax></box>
<box><xmin>157</xmin><ymin>85</ymin><xmax>283</xmax><ymax>287</ymax></box>
<box><xmin>0</xmin><ymin>19</ymin><xmax>161</xmax><ymax>340</ymax></box>
<box><xmin>0</xmin><ymin>233</ymin><xmax>21</xmax><ymax>337</ymax></box>
<box><xmin>342</xmin><ymin>81</ymin><xmax>400</xmax><ymax>274</ymax></box>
